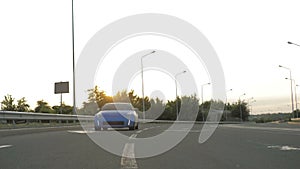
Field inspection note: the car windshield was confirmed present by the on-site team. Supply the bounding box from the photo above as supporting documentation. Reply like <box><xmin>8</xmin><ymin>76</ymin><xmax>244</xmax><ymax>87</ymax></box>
<box><xmin>101</xmin><ymin>103</ymin><xmax>133</xmax><ymax>111</ymax></box>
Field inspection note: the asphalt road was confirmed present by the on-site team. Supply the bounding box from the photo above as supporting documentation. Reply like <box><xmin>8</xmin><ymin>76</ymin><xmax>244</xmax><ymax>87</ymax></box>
<box><xmin>0</xmin><ymin>123</ymin><xmax>300</xmax><ymax>169</ymax></box>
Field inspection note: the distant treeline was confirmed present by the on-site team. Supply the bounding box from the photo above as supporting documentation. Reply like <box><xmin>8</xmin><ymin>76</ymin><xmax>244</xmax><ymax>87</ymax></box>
<box><xmin>0</xmin><ymin>94</ymin><xmax>72</xmax><ymax>114</ymax></box>
<box><xmin>78</xmin><ymin>86</ymin><xmax>250</xmax><ymax>121</ymax></box>
<box><xmin>1</xmin><ymin>86</ymin><xmax>251</xmax><ymax>121</ymax></box>
<box><xmin>249</xmin><ymin>113</ymin><xmax>295</xmax><ymax>123</ymax></box>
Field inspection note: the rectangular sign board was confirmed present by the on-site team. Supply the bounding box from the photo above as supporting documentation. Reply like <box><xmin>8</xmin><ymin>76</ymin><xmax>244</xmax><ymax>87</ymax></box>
<box><xmin>54</xmin><ymin>82</ymin><xmax>69</xmax><ymax>94</ymax></box>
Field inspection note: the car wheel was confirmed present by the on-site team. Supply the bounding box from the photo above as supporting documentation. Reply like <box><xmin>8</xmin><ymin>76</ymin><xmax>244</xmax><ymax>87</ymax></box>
<box><xmin>135</xmin><ymin>123</ymin><xmax>139</xmax><ymax>129</ymax></box>
<box><xmin>102</xmin><ymin>128</ymin><xmax>108</xmax><ymax>131</ymax></box>
<box><xmin>129</xmin><ymin>123</ymin><xmax>135</xmax><ymax>130</ymax></box>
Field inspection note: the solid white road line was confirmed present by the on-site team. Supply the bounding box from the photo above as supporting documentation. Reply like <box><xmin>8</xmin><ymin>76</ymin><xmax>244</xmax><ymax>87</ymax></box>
<box><xmin>0</xmin><ymin>145</ymin><xmax>12</xmax><ymax>149</ymax></box>
<box><xmin>165</xmin><ymin>129</ymin><xmax>201</xmax><ymax>133</ymax></box>
<box><xmin>121</xmin><ymin>143</ymin><xmax>138</xmax><ymax>169</ymax></box>
<box><xmin>222</xmin><ymin>125</ymin><xmax>300</xmax><ymax>132</ymax></box>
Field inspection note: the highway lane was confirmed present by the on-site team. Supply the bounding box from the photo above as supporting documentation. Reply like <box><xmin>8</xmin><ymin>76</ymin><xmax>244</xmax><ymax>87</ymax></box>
<box><xmin>138</xmin><ymin>124</ymin><xmax>300</xmax><ymax>169</ymax></box>
<box><xmin>0</xmin><ymin>123</ymin><xmax>300</xmax><ymax>169</ymax></box>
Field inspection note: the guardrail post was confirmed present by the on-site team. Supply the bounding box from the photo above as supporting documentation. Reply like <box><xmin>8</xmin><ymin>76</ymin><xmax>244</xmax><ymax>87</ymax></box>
<box><xmin>12</xmin><ymin>120</ymin><xmax>16</xmax><ymax>128</ymax></box>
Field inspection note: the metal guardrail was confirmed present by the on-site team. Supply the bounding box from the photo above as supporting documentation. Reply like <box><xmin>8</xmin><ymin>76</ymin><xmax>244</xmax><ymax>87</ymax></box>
<box><xmin>140</xmin><ymin>119</ymin><xmax>242</xmax><ymax>124</ymax></box>
<box><xmin>0</xmin><ymin>111</ymin><xmax>93</xmax><ymax>122</ymax></box>
<box><xmin>0</xmin><ymin>111</ymin><xmax>241</xmax><ymax>126</ymax></box>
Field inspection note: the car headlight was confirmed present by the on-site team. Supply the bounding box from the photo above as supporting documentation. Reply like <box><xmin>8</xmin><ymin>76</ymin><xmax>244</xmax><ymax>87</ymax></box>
<box><xmin>96</xmin><ymin>113</ymin><xmax>102</xmax><ymax>118</ymax></box>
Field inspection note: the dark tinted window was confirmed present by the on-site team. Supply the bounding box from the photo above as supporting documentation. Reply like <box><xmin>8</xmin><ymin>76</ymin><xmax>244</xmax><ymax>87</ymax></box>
<box><xmin>101</xmin><ymin>103</ymin><xmax>133</xmax><ymax>111</ymax></box>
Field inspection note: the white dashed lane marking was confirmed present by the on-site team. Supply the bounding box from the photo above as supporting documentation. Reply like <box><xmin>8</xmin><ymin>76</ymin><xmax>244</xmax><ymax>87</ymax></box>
<box><xmin>129</xmin><ymin>134</ymin><xmax>137</xmax><ymax>139</ymax></box>
<box><xmin>0</xmin><ymin>145</ymin><xmax>12</xmax><ymax>149</ymax></box>
<box><xmin>121</xmin><ymin>143</ymin><xmax>138</xmax><ymax>169</ymax></box>
<box><xmin>268</xmin><ymin>145</ymin><xmax>300</xmax><ymax>151</ymax></box>
<box><xmin>68</xmin><ymin>130</ymin><xmax>95</xmax><ymax>134</ymax></box>
<box><xmin>135</xmin><ymin>130</ymin><xmax>142</xmax><ymax>134</ymax></box>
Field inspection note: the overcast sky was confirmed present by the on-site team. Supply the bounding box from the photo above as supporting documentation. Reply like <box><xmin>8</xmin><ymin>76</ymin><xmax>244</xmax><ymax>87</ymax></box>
<box><xmin>1</xmin><ymin>0</ymin><xmax>300</xmax><ymax>114</ymax></box>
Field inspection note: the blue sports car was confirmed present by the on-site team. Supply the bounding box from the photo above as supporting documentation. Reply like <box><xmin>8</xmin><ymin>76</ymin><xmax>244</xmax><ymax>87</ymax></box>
<box><xmin>94</xmin><ymin>103</ymin><xmax>139</xmax><ymax>131</ymax></box>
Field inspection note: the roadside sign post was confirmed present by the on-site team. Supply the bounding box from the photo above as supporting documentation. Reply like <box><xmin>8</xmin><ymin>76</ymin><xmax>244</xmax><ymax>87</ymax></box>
<box><xmin>54</xmin><ymin>82</ymin><xmax>69</xmax><ymax>114</ymax></box>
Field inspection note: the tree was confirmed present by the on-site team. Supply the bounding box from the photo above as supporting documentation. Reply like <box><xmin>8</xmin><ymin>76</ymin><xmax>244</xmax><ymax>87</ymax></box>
<box><xmin>158</xmin><ymin>100</ymin><xmax>176</xmax><ymax>120</ymax></box>
<box><xmin>78</xmin><ymin>86</ymin><xmax>111</xmax><ymax>115</ymax></box>
<box><xmin>52</xmin><ymin>103</ymin><xmax>73</xmax><ymax>114</ymax></box>
<box><xmin>87</xmin><ymin>86</ymin><xmax>112</xmax><ymax>109</ymax></box>
<box><xmin>198</xmin><ymin>100</ymin><xmax>211</xmax><ymax>121</ymax></box>
<box><xmin>147</xmin><ymin>98</ymin><xmax>165</xmax><ymax>120</ymax></box>
<box><xmin>1</xmin><ymin>94</ymin><xmax>16</xmax><ymax>111</ymax></box>
<box><xmin>34</xmin><ymin>100</ymin><xmax>53</xmax><ymax>113</ymax></box>
<box><xmin>292</xmin><ymin>109</ymin><xmax>300</xmax><ymax>119</ymax></box>
<box><xmin>113</xmin><ymin>90</ymin><xmax>129</xmax><ymax>102</ymax></box>
<box><xmin>180</xmin><ymin>95</ymin><xmax>199</xmax><ymax>121</ymax></box>
<box><xmin>229</xmin><ymin>100</ymin><xmax>250</xmax><ymax>121</ymax></box>
<box><xmin>16</xmin><ymin>97</ymin><xmax>30</xmax><ymax>112</ymax></box>
<box><xmin>128</xmin><ymin>90</ymin><xmax>140</xmax><ymax>108</ymax></box>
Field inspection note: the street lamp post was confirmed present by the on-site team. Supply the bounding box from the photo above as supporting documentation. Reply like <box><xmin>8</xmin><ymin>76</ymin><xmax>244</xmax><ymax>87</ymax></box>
<box><xmin>201</xmin><ymin>82</ymin><xmax>211</xmax><ymax>121</ymax></box>
<box><xmin>285</xmin><ymin>78</ymin><xmax>298</xmax><ymax>111</ymax></box>
<box><xmin>175</xmin><ymin>70</ymin><xmax>187</xmax><ymax>120</ymax></box>
<box><xmin>247</xmin><ymin>97</ymin><xmax>254</xmax><ymax>116</ymax></box>
<box><xmin>287</xmin><ymin>41</ymin><xmax>300</xmax><ymax>118</ymax></box>
<box><xmin>247</xmin><ymin>97</ymin><xmax>254</xmax><ymax>103</ymax></box>
<box><xmin>279</xmin><ymin>65</ymin><xmax>294</xmax><ymax>116</ymax></box>
<box><xmin>141</xmin><ymin>50</ymin><xmax>156</xmax><ymax>121</ymax></box>
<box><xmin>295</xmin><ymin>84</ymin><xmax>298</xmax><ymax>112</ymax></box>
<box><xmin>297</xmin><ymin>84</ymin><xmax>299</xmax><ymax>118</ymax></box>
<box><xmin>71</xmin><ymin>0</ymin><xmax>76</xmax><ymax>114</ymax></box>
<box><xmin>249</xmin><ymin>100</ymin><xmax>256</xmax><ymax>115</ymax></box>
<box><xmin>239</xmin><ymin>93</ymin><xmax>246</xmax><ymax>122</ymax></box>
<box><xmin>225</xmin><ymin>89</ymin><xmax>233</xmax><ymax>121</ymax></box>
